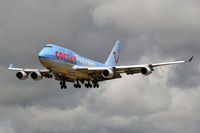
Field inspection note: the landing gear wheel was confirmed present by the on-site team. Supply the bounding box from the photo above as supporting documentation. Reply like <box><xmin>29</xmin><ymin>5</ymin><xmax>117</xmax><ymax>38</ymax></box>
<box><xmin>85</xmin><ymin>83</ymin><xmax>89</xmax><ymax>88</ymax></box>
<box><xmin>74</xmin><ymin>80</ymin><xmax>81</xmax><ymax>88</ymax></box>
<box><xmin>63</xmin><ymin>85</ymin><xmax>67</xmax><ymax>89</ymax></box>
<box><xmin>84</xmin><ymin>80</ymin><xmax>92</xmax><ymax>88</ymax></box>
<box><xmin>92</xmin><ymin>81</ymin><xmax>99</xmax><ymax>88</ymax></box>
<box><xmin>74</xmin><ymin>84</ymin><xmax>77</xmax><ymax>88</ymax></box>
<box><xmin>74</xmin><ymin>84</ymin><xmax>81</xmax><ymax>88</ymax></box>
<box><xmin>47</xmin><ymin>74</ymin><xmax>53</xmax><ymax>78</ymax></box>
<box><xmin>60</xmin><ymin>80</ymin><xmax>67</xmax><ymax>89</ymax></box>
<box><xmin>61</xmin><ymin>86</ymin><xmax>64</xmax><ymax>89</ymax></box>
<box><xmin>93</xmin><ymin>84</ymin><xmax>99</xmax><ymax>88</ymax></box>
<box><xmin>93</xmin><ymin>84</ymin><xmax>96</xmax><ymax>88</ymax></box>
<box><xmin>89</xmin><ymin>84</ymin><xmax>92</xmax><ymax>88</ymax></box>
<box><xmin>49</xmin><ymin>74</ymin><xmax>53</xmax><ymax>78</ymax></box>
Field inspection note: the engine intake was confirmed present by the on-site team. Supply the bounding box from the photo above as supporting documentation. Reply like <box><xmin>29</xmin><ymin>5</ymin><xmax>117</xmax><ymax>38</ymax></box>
<box><xmin>102</xmin><ymin>69</ymin><xmax>114</xmax><ymax>79</ymax></box>
<box><xmin>140</xmin><ymin>67</ymin><xmax>152</xmax><ymax>76</ymax></box>
<box><xmin>31</xmin><ymin>71</ymin><xmax>43</xmax><ymax>81</ymax></box>
<box><xmin>16</xmin><ymin>71</ymin><xmax>28</xmax><ymax>80</ymax></box>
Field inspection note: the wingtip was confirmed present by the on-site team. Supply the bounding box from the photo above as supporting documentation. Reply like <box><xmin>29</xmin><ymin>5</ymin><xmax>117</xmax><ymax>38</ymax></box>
<box><xmin>8</xmin><ymin>64</ymin><xmax>13</xmax><ymax>69</ymax></box>
<box><xmin>116</xmin><ymin>40</ymin><xmax>120</xmax><ymax>43</ymax></box>
<box><xmin>189</xmin><ymin>56</ymin><xmax>194</xmax><ymax>62</ymax></box>
<box><xmin>185</xmin><ymin>56</ymin><xmax>194</xmax><ymax>62</ymax></box>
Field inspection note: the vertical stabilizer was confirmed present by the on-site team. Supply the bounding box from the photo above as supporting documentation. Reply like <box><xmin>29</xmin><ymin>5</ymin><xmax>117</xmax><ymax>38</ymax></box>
<box><xmin>105</xmin><ymin>40</ymin><xmax>120</xmax><ymax>66</ymax></box>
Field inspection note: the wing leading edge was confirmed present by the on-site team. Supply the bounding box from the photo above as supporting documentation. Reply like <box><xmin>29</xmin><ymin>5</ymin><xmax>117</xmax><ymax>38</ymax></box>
<box><xmin>8</xmin><ymin>64</ymin><xmax>50</xmax><ymax>73</ymax></box>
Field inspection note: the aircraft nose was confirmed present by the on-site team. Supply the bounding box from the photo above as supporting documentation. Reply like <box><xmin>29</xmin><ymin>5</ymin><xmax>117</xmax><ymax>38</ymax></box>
<box><xmin>38</xmin><ymin>48</ymin><xmax>46</xmax><ymax>58</ymax></box>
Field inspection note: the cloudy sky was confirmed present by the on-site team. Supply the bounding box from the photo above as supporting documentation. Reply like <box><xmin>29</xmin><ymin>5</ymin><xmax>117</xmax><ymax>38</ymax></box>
<box><xmin>0</xmin><ymin>0</ymin><xmax>200</xmax><ymax>133</ymax></box>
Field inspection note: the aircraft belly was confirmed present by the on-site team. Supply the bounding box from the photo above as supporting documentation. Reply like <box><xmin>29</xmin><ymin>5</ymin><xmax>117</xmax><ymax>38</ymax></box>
<box><xmin>39</xmin><ymin>58</ymin><xmax>91</xmax><ymax>80</ymax></box>
<box><xmin>39</xmin><ymin>58</ymin><xmax>74</xmax><ymax>72</ymax></box>
<box><xmin>73</xmin><ymin>72</ymin><xmax>92</xmax><ymax>79</ymax></box>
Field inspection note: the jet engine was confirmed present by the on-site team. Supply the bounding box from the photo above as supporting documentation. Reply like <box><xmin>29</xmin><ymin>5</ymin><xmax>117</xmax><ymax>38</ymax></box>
<box><xmin>102</xmin><ymin>69</ymin><xmax>114</xmax><ymax>78</ymax></box>
<box><xmin>140</xmin><ymin>67</ymin><xmax>152</xmax><ymax>76</ymax></box>
<box><xmin>31</xmin><ymin>71</ymin><xmax>43</xmax><ymax>81</ymax></box>
<box><xmin>16</xmin><ymin>71</ymin><xmax>28</xmax><ymax>80</ymax></box>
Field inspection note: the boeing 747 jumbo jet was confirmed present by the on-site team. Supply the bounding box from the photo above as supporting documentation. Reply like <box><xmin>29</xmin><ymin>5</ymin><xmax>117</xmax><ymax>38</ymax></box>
<box><xmin>8</xmin><ymin>40</ymin><xmax>193</xmax><ymax>89</ymax></box>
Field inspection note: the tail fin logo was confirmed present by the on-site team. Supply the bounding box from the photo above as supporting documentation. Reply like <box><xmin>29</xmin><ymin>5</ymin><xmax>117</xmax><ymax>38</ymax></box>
<box><xmin>105</xmin><ymin>40</ymin><xmax>120</xmax><ymax>66</ymax></box>
<box><xmin>113</xmin><ymin>50</ymin><xmax>120</xmax><ymax>64</ymax></box>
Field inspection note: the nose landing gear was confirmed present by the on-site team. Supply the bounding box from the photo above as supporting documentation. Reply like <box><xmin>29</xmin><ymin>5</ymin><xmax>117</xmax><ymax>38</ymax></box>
<box><xmin>47</xmin><ymin>74</ymin><xmax>53</xmax><ymax>78</ymax></box>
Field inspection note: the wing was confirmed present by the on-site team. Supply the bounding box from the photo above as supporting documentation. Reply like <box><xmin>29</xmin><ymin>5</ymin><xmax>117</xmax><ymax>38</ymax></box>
<box><xmin>8</xmin><ymin>64</ymin><xmax>50</xmax><ymax>76</ymax></box>
<box><xmin>75</xmin><ymin>56</ymin><xmax>193</xmax><ymax>81</ymax></box>
<box><xmin>8</xmin><ymin>64</ymin><xmax>76</xmax><ymax>82</ymax></box>
<box><xmin>115</xmin><ymin>56</ymin><xmax>194</xmax><ymax>75</ymax></box>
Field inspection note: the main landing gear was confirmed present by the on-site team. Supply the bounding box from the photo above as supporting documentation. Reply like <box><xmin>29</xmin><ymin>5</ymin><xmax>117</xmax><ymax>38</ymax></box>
<box><xmin>85</xmin><ymin>80</ymin><xmax>99</xmax><ymax>88</ymax></box>
<box><xmin>85</xmin><ymin>81</ymin><xmax>92</xmax><ymax>88</ymax></box>
<box><xmin>46</xmin><ymin>74</ymin><xmax>53</xmax><ymax>79</ymax></box>
<box><xmin>60</xmin><ymin>80</ymin><xmax>67</xmax><ymax>89</ymax></box>
<box><xmin>73</xmin><ymin>80</ymin><xmax>81</xmax><ymax>88</ymax></box>
<box><xmin>59</xmin><ymin>80</ymin><xmax>99</xmax><ymax>89</ymax></box>
<box><xmin>93</xmin><ymin>83</ymin><xmax>99</xmax><ymax>88</ymax></box>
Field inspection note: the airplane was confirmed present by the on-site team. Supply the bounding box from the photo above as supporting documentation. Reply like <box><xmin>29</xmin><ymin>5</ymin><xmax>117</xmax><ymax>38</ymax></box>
<box><xmin>8</xmin><ymin>40</ymin><xmax>193</xmax><ymax>89</ymax></box>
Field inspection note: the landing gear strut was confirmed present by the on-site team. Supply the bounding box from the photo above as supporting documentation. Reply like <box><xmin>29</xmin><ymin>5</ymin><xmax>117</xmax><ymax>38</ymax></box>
<box><xmin>60</xmin><ymin>80</ymin><xmax>67</xmax><ymax>89</ymax></box>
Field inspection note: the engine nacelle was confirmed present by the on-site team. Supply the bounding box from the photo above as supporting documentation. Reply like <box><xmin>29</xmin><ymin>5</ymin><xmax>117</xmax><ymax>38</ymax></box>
<box><xmin>102</xmin><ymin>69</ymin><xmax>114</xmax><ymax>79</ymax></box>
<box><xmin>16</xmin><ymin>71</ymin><xmax>28</xmax><ymax>80</ymax></box>
<box><xmin>140</xmin><ymin>67</ymin><xmax>152</xmax><ymax>76</ymax></box>
<box><xmin>31</xmin><ymin>71</ymin><xmax>43</xmax><ymax>81</ymax></box>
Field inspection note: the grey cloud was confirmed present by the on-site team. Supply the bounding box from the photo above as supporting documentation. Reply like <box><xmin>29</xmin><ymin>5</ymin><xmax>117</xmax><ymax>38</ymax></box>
<box><xmin>0</xmin><ymin>0</ymin><xmax>200</xmax><ymax>133</ymax></box>
<box><xmin>1</xmin><ymin>66</ymin><xmax>200</xmax><ymax>133</ymax></box>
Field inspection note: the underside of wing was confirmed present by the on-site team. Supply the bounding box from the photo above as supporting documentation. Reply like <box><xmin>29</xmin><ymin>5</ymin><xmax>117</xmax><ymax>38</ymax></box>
<box><xmin>8</xmin><ymin>64</ymin><xmax>51</xmax><ymax>80</ymax></box>
<box><xmin>74</xmin><ymin>66</ymin><xmax>122</xmax><ymax>82</ymax></box>
<box><xmin>115</xmin><ymin>65</ymin><xmax>144</xmax><ymax>75</ymax></box>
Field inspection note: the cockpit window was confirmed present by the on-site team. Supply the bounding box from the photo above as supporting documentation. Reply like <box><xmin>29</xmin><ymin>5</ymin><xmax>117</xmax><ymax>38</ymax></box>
<box><xmin>44</xmin><ymin>45</ymin><xmax>52</xmax><ymax>48</ymax></box>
